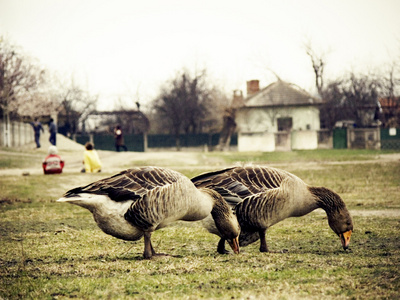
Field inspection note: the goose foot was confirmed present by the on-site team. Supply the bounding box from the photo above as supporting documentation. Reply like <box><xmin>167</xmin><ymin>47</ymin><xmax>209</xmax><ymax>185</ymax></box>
<box><xmin>217</xmin><ymin>238</ymin><xmax>230</xmax><ymax>254</ymax></box>
<box><xmin>259</xmin><ymin>230</ymin><xmax>269</xmax><ymax>252</ymax></box>
<box><xmin>143</xmin><ymin>232</ymin><xmax>157</xmax><ymax>259</ymax></box>
<box><xmin>218</xmin><ymin>249</ymin><xmax>231</xmax><ymax>255</ymax></box>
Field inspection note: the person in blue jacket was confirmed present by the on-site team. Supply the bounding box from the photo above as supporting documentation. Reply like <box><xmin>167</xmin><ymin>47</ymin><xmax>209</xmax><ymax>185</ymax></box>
<box><xmin>48</xmin><ymin>118</ymin><xmax>57</xmax><ymax>146</ymax></box>
<box><xmin>30</xmin><ymin>118</ymin><xmax>44</xmax><ymax>148</ymax></box>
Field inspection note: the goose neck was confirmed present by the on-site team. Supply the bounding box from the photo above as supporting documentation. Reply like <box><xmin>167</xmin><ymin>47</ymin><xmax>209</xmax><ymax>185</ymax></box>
<box><xmin>200</xmin><ymin>188</ymin><xmax>231</xmax><ymax>220</ymax></box>
<box><xmin>308</xmin><ymin>186</ymin><xmax>345</xmax><ymax>215</ymax></box>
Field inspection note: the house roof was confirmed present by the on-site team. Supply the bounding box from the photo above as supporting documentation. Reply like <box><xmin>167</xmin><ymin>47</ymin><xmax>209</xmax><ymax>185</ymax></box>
<box><xmin>379</xmin><ymin>97</ymin><xmax>400</xmax><ymax>110</ymax></box>
<box><xmin>243</xmin><ymin>80</ymin><xmax>321</xmax><ymax>108</ymax></box>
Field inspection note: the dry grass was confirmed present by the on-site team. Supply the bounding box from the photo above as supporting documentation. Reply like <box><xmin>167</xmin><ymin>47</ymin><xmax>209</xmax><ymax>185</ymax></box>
<box><xmin>0</xmin><ymin>148</ymin><xmax>399</xmax><ymax>299</ymax></box>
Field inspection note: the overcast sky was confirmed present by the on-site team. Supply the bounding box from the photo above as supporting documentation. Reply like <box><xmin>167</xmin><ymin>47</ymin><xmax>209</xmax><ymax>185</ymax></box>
<box><xmin>1</xmin><ymin>0</ymin><xmax>399</xmax><ymax>110</ymax></box>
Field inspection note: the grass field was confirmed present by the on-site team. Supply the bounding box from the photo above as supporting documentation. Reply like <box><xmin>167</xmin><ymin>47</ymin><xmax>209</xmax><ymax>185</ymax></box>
<box><xmin>0</xmin><ymin>148</ymin><xmax>399</xmax><ymax>299</ymax></box>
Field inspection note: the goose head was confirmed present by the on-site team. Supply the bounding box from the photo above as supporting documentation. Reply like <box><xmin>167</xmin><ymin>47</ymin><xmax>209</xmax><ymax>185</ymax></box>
<box><xmin>327</xmin><ymin>209</ymin><xmax>353</xmax><ymax>250</ymax></box>
<box><xmin>204</xmin><ymin>189</ymin><xmax>241</xmax><ymax>254</ymax></box>
<box><xmin>309</xmin><ymin>186</ymin><xmax>353</xmax><ymax>250</ymax></box>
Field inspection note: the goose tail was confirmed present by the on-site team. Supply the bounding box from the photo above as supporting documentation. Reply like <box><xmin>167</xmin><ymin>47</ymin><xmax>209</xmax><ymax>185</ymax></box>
<box><xmin>57</xmin><ymin>188</ymin><xmax>85</xmax><ymax>202</ymax></box>
<box><xmin>57</xmin><ymin>195</ymin><xmax>80</xmax><ymax>202</ymax></box>
<box><xmin>56</xmin><ymin>192</ymin><xmax>110</xmax><ymax>212</ymax></box>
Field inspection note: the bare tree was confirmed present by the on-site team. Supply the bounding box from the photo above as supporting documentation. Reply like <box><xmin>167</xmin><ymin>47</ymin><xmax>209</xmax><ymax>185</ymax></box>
<box><xmin>216</xmin><ymin>107</ymin><xmax>236</xmax><ymax>151</ymax></box>
<box><xmin>152</xmin><ymin>70</ymin><xmax>220</xmax><ymax>150</ymax></box>
<box><xmin>320</xmin><ymin>72</ymin><xmax>382</xmax><ymax>128</ymax></box>
<box><xmin>319</xmin><ymin>79</ymin><xmax>347</xmax><ymax>129</ymax></box>
<box><xmin>56</xmin><ymin>77</ymin><xmax>98</xmax><ymax>136</ymax></box>
<box><xmin>379</xmin><ymin>62</ymin><xmax>400</xmax><ymax>127</ymax></box>
<box><xmin>0</xmin><ymin>37</ymin><xmax>46</xmax><ymax>145</ymax></box>
<box><xmin>304</xmin><ymin>40</ymin><xmax>328</xmax><ymax>96</ymax></box>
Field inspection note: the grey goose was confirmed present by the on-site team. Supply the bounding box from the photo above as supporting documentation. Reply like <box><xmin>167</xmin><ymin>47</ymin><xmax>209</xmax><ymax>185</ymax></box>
<box><xmin>58</xmin><ymin>166</ymin><xmax>240</xmax><ymax>259</ymax></box>
<box><xmin>191</xmin><ymin>165</ymin><xmax>353</xmax><ymax>254</ymax></box>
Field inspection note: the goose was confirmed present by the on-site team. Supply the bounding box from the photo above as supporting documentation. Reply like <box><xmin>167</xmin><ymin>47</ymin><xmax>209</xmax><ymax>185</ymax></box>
<box><xmin>191</xmin><ymin>165</ymin><xmax>353</xmax><ymax>254</ymax></box>
<box><xmin>57</xmin><ymin>166</ymin><xmax>240</xmax><ymax>259</ymax></box>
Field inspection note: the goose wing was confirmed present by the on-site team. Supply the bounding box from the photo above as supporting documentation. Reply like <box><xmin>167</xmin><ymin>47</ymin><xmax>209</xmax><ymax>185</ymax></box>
<box><xmin>64</xmin><ymin>166</ymin><xmax>181</xmax><ymax>202</ymax></box>
<box><xmin>191</xmin><ymin>166</ymin><xmax>290</xmax><ymax>206</ymax></box>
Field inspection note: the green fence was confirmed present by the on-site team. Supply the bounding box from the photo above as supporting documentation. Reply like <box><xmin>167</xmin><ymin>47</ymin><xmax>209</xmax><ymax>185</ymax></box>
<box><xmin>76</xmin><ymin>134</ymin><xmax>145</xmax><ymax>152</ymax></box>
<box><xmin>76</xmin><ymin>133</ymin><xmax>237</xmax><ymax>152</ymax></box>
<box><xmin>332</xmin><ymin>128</ymin><xmax>400</xmax><ymax>150</ymax></box>
<box><xmin>381</xmin><ymin>128</ymin><xmax>400</xmax><ymax>150</ymax></box>
<box><xmin>333</xmin><ymin>128</ymin><xmax>347</xmax><ymax>149</ymax></box>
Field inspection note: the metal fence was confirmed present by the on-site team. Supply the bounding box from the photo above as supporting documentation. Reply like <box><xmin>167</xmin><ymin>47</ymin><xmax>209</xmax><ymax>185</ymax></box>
<box><xmin>381</xmin><ymin>128</ymin><xmax>400</xmax><ymax>149</ymax></box>
<box><xmin>333</xmin><ymin>128</ymin><xmax>400</xmax><ymax>150</ymax></box>
<box><xmin>75</xmin><ymin>133</ymin><xmax>238</xmax><ymax>152</ymax></box>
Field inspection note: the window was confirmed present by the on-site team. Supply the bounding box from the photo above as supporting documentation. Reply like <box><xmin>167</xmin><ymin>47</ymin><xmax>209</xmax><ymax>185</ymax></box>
<box><xmin>277</xmin><ymin>117</ymin><xmax>292</xmax><ymax>131</ymax></box>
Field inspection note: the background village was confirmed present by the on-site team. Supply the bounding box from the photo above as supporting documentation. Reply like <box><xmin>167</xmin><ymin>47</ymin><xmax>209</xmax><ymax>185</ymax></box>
<box><xmin>1</xmin><ymin>35</ymin><xmax>400</xmax><ymax>154</ymax></box>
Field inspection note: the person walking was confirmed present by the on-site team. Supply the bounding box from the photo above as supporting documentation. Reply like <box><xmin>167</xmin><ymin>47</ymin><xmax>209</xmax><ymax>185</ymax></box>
<box><xmin>48</xmin><ymin>118</ymin><xmax>57</xmax><ymax>146</ymax></box>
<box><xmin>30</xmin><ymin>118</ymin><xmax>44</xmax><ymax>148</ymax></box>
<box><xmin>114</xmin><ymin>125</ymin><xmax>128</xmax><ymax>152</ymax></box>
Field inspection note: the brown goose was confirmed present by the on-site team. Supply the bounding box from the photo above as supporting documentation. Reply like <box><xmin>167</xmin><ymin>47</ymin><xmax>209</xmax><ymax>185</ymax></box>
<box><xmin>57</xmin><ymin>166</ymin><xmax>240</xmax><ymax>259</ymax></box>
<box><xmin>191</xmin><ymin>165</ymin><xmax>353</xmax><ymax>254</ymax></box>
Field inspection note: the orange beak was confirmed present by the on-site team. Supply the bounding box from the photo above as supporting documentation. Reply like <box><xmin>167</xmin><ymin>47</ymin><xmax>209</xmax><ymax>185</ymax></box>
<box><xmin>339</xmin><ymin>230</ymin><xmax>352</xmax><ymax>250</ymax></box>
<box><xmin>228</xmin><ymin>237</ymin><xmax>240</xmax><ymax>254</ymax></box>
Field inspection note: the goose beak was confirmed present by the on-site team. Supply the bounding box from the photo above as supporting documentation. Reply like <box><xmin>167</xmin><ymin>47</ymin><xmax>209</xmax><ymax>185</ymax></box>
<box><xmin>339</xmin><ymin>230</ymin><xmax>352</xmax><ymax>250</ymax></box>
<box><xmin>227</xmin><ymin>237</ymin><xmax>240</xmax><ymax>254</ymax></box>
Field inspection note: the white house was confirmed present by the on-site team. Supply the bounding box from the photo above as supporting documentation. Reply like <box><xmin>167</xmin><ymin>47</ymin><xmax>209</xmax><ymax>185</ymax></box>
<box><xmin>235</xmin><ymin>79</ymin><xmax>322</xmax><ymax>152</ymax></box>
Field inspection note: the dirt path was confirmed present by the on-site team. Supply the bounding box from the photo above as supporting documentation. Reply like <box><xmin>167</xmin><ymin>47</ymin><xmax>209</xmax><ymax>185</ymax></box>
<box><xmin>2</xmin><ymin>133</ymin><xmax>400</xmax><ymax>176</ymax></box>
<box><xmin>312</xmin><ymin>208</ymin><xmax>400</xmax><ymax>218</ymax></box>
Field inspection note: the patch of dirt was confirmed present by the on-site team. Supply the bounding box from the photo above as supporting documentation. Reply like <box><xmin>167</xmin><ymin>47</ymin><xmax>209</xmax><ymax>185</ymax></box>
<box><xmin>312</xmin><ymin>208</ymin><xmax>400</xmax><ymax>218</ymax></box>
<box><xmin>349</xmin><ymin>209</ymin><xmax>400</xmax><ymax>217</ymax></box>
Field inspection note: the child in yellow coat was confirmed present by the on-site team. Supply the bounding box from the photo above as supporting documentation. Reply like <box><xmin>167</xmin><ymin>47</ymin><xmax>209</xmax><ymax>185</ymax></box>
<box><xmin>82</xmin><ymin>142</ymin><xmax>102</xmax><ymax>173</ymax></box>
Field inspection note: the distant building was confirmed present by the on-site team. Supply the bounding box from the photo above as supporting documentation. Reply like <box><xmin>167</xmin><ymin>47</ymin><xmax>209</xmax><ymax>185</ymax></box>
<box><xmin>379</xmin><ymin>97</ymin><xmax>400</xmax><ymax>128</ymax></box>
<box><xmin>235</xmin><ymin>79</ymin><xmax>322</xmax><ymax>151</ymax></box>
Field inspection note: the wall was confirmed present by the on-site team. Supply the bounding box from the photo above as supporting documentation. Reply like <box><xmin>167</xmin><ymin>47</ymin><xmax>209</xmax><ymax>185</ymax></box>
<box><xmin>0</xmin><ymin>121</ymin><xmax>34</xmax><ymax>147</ymax></box>
<box><xmin>237</xmin><ymin>130</ymin><xmax>320</xmax><ymax>152</ymax></box>
<box><xmin>317</xmin><ymin>129</ymin><xmax>333</xmax><ymax>149</ymax></box>
<box><xmin>236</xmin><ymin>109</ymin><xmax>275</xmax><ymax>132</ymax></box>
<box><xmin>291</xmin><ymin>107</ymin><xmax>321</xmax><ymax>131</ymax></box>
<box><xmin>238</xmin><ymin>132</ymin><xmax>275</xmax><ymax>152</ymax></box>
<box><xmin>347</xmin><ymin>128</ymin><xmax>380</xmax><ymax>150</ymax></box>
<box><xmin>291</xmin><ymin>130</ymin><xmax>318</xmax><ymax>150</ymax></box>
<box><xmin>236</xmin><ymin>106</ymin><xmax>320</xmax><ymax>133</ymax></box>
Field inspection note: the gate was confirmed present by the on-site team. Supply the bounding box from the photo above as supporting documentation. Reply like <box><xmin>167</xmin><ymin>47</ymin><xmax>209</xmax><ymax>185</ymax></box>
<box><xmin>333</xmin><ymin>128</ymin><xmax>347</xmax><ymax>149</ymax></box>
<box><xmin>381</xmin><ymin>128</ymin><xmax>400</xmax><ymax>149</ymax></box>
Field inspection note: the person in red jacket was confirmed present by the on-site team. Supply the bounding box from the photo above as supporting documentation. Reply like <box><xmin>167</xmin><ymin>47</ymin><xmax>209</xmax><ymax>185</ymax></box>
<box><xmin>42</xmin><ymin>145</ymin><xmax>64</xmax><ymax>174</ymax></box>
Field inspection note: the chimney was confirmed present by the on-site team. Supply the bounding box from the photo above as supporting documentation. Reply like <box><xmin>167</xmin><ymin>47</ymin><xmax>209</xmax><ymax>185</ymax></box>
<box><xmin>232</xmin><ymin>90</ymin><xmax>243</xmax><ymax>108</ymax></box>
<box><xmin>247</xmin><ymin>80</ymin><xmax>260</xmax><ymax>96</ymax></box>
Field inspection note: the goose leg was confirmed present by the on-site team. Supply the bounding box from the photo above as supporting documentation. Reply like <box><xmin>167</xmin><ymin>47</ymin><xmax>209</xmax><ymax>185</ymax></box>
<box><xmin>217</xmin><ymin>238</ymin><xmax>230</xmax><ymax>254</ymax></box>
<box><xmin>259</xmin><ymin>229</ymin><xmax>269</xmax><ymax>252</ymax></box>
<box><xmin>143</xmin><ymin>231</ymin><xmax>155</xmax><ymax>259</ymax></box>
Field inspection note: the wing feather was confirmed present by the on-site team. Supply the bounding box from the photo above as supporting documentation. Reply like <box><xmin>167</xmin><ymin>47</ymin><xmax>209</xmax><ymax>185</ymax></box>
<box><xmin>64</xmin><ymin>166</ymin><xmax>181</xmax><ymax>202</ymax></box>
<box><xmin>191</xmin><ymin>166</ymin><xmax>292</xmax><ymax>207</ymax></box>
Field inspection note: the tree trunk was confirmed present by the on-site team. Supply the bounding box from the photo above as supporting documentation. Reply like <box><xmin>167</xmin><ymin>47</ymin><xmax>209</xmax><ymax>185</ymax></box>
<box><xmin>175</xmin><ymin>135</ymin><xmax>181</xmax><ymax>151</ymax></box>
<box><xmin>217</xmin><ymin>108</ymin><xmax>236</xmax><ymax>151</ymax></box>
